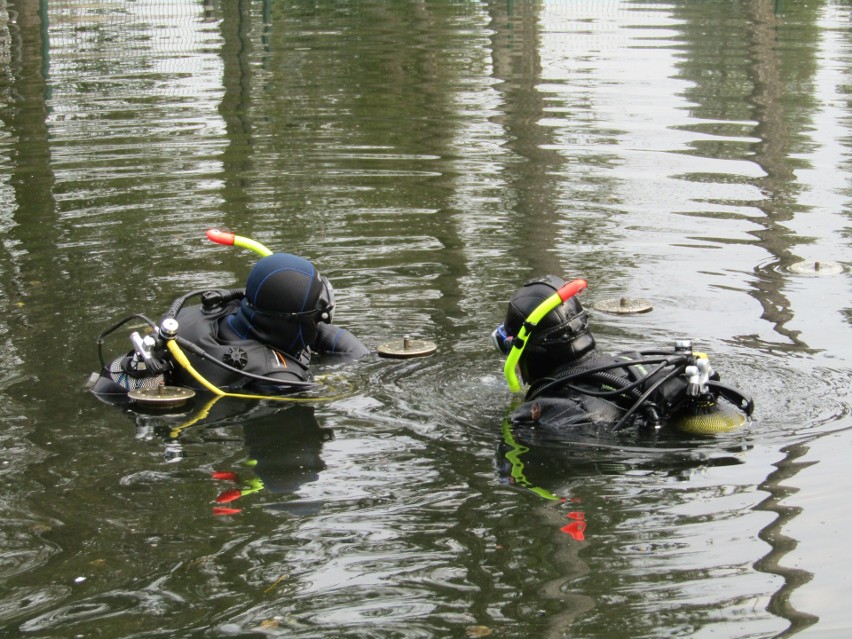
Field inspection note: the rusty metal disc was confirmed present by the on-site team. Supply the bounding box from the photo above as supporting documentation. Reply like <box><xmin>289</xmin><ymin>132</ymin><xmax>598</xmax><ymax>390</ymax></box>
<box><xmin>788</xmin><ymin>260</ymin><xmax>844</xmax><ymax>275</ymax></box>
<box><xmin>592</xmin><ymin>297</ymin><xmax>653</xmax><ymax>315</ymax></box>
<box><xmin>377</xmin><ymin>336</ymin><xmax>437</xmax><ymax>359</ymax></box>
<box><xmin>128</xmin><ymin>386</ymin><xmax>196</xmax><ymax>408</ymax></box>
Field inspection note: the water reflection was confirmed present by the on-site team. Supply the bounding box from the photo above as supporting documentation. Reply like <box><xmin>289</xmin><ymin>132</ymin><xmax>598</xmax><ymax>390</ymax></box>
<box><xmin>736</xmin><ymin>0</ymin><xmax>809</xmax><ymax>350</ymax></box>
<box><xmin>0</xmin><ymin>0</ymin><xmax>850</xmax><ymax>637</ymax></box>
<box><xmin>755</xmin><ymin>441</ymin><xmax>820</xmax><ymax>636</ymax></box>
<box><xmin>496</xmin><ymin>417</ymin><xmax>752</xmax><ymax>523</ymax></box>
<box><xmin>493</xmin><ymin>410</ymin><xmax>786</xmax><ymax>638</ymax></box>
<box><xmin>114</xmin><ymin>396</ymin><xmax>332</xmax><ymax>517</ymax></box>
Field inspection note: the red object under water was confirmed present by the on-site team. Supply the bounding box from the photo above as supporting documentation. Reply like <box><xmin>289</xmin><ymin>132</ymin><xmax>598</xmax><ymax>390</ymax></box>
<box><xmin>216</xmin><ymin>489</ymin><xmax>243</xmax><ymax>503</ymax></box>
<box><xmin>561</xmin><ymin>520</ymin><xmax>587</xmax><ymax>541</ymax></box>
<box><xmin>213</xmin><ymin>507</ymin><xmax>241</xmax><ymax>516</ymax></box>
<box><xmin>211</xmin><ymin>471</ymin><xmax>239</xmax><ymax>481</ymax></box>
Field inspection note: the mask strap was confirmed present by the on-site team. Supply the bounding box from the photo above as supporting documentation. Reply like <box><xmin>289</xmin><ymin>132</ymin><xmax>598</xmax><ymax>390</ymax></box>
<box><xmin>503</xmin><ymin>279</ymin><xmax>587</xmax><ymax>392</ymax></box>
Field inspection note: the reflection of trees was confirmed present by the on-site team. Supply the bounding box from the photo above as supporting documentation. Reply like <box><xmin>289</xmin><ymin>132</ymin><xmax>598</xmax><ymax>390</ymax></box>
<box><xmin>740</xmin><ymin>3</ymin><xmax>823</xmax><ymax>626</ymax></box>
<box><xmin>0</xmin><ymin>0</ymin><xmax>59</xmax><ymax>343</ymax></box>
<box><xmin>677</xmin><ymin>1</ymin><xmax>824</xmax><ymax>630</ymax></box>
<box><xmin>484</xmin><ymin>2</ymin><xmax>636</xmax><ymax>287</ymax></box>
<box><xmin>677</xmin><ymin>0</ymin><xmax>822</xmax><ymax>350</ymax></box>
<box><xmin>218</xmin><ymin>0</ymin><xmax>255</xmax><ymax>242</ymax></box>
<box><xmin>754</xmin><ymin>442</ymin><xmax>819</xmax><ymax>635</ymax></box>
<box><xmin>245</xmin><ymin>3</ymin><xmax>472</xmax><ymax>327</ymax></box>
<box><xmin>486</xmin><ymin>1</ymin><xmax>564</xmax><ymax>278</ymax></box>
<box><xmin>745</xmin><ymin>0</ymin><xmax>815</xmax><ymax>350</ymax></box>
<box><xmin>2</xmin><ymin>0</ymin><xmax>57</xmax><ymax>254</ymax></box>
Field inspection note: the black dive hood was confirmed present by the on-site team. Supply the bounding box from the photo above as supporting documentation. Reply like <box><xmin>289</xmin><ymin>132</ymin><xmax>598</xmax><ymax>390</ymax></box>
<box><xmin>504</xmin><ymin>275</ymin><xmax>597</xmax><ymax>383</ymax></box>
<box><xmin>225</xmin><ymin>253</ymin><xmax>335</xmax><ymax>356</ymax></box>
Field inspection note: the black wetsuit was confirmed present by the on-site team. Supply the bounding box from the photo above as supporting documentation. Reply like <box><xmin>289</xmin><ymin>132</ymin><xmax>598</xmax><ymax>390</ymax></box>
<box><xmin>509</xmin><ymin>351</ymin><xmax>691</xmax><ymax>433</ymax></box>
<box><xmin>90</xmin><ymin>299</ymin><xmax>368</xmax><ymax>397</ymax></box>
<box><xmin>170</xmin><ymin>300</ymin><xmax>368</xmax><ymax>392</ymax></box>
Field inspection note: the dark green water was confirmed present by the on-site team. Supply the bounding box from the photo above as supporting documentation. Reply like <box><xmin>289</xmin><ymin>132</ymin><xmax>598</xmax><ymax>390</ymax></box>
<box><xmin>1</xmin><ymin>1</ymin><xmax>850</xmax><ymax>637</ymax></box>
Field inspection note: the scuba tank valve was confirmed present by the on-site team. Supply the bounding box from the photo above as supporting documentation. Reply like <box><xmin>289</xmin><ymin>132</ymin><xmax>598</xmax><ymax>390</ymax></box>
<box><xmin>685</xmin><ymin>356</ymin><xmax>712</xmax><ymax>397</ymax></box>
<box><xmin>130</xmin><ymin>331</ymin><xmax>168</xmax><ymax>375</ymax></box>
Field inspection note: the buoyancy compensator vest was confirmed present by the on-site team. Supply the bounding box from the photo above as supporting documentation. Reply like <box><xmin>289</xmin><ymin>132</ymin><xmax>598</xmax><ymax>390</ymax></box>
<box><xmin>172</xmin><ymin>299</ymin><xmax>311</xmax><ymax>392</ymax></box>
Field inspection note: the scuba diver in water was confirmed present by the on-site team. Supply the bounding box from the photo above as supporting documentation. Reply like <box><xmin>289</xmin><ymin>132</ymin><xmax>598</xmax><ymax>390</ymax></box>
<box><xmin>491</xmin><ymin>275</ymin><xmax>754</xmax><ymax>437</ymax></box>
<box><xmin>90</xmin><ymin>230</ymin><xmax>368</xmax><ymax>399</ymax></box>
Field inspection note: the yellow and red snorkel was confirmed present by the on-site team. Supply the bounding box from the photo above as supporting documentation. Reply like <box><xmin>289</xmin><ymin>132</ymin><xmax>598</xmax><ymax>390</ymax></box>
<box><xmin>206</xmin><ymin>228</ymin><xmax>272</xmax><ymax>257</ymax></box>
<box><xmin>503</xmin><ymin>279</ymin><xmax>587</xmax><ymax>392</ymax></box>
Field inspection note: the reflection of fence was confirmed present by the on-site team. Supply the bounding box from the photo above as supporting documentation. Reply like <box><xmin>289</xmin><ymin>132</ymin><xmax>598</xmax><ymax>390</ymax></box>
<box><xmin>47</xmin><ymin>0</ymin><xmax>216</xmax><ymax>25</ymax></box>
<box><xmin>46</xmin><ymin>0</ymin><xmax>218</xmax><ymax>56</ymax></box>
<box><xmin>38</xmin><ymin>0</ymin><xmax>224</xmax><ymax>88</ymax></box>
<box><xmin>540</xmin><ymin>0</ymin><xmax>676</xmax><ymax>33</ymax></box>
<box><xmin>0</xmin><ymin>0</ymin><xmax>9</xmax><ymax>69</ymax></box>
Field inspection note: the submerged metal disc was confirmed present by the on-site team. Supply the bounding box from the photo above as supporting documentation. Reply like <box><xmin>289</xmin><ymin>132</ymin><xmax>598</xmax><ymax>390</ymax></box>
<box><xmin>788</xmin><ymin>260</ymin><xmax>844</xmax><ymax>275</ymax></box>
<box><xmin>592</xmin><ymin>297</ymin><xmax>653</xmax><ymax>314</ymax></box>
<box><xmin>128</xmin><ymin>386</ymin><xmax>196</xmax><ymax>408</ymax></box>
<box><xmin>377</xmin><ymin>336</ymin><xmax>437</xmax><ymax>359</ymax></box>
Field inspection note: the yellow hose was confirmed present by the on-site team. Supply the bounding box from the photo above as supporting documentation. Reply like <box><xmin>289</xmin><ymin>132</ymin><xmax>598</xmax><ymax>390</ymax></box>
<box><xmin>165</xmin><ymin>339</ymin><xmax>349</xmax><ymax>403</ymax></box>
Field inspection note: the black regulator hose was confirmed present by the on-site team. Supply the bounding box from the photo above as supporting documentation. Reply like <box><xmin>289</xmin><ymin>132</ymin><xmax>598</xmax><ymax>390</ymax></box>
<box><xmin>567</xmin><ymin>369</ymin><xmax>644</xmax><ymax>399</ymax></box>
<box><xmin>526</xmin><ymin>355</ymin><xmax>688</xmax><ymax>401</ymax></box>
<box><xmin>173</xmin><ymin>335</ymin><xmax>317</xmax><ymax>389</ymax></box>
<box><xmin>523</xmin><ymin>354</ymin><xmax>695</xmax><ymax>432</ymax></box>
<box><xmin>611</xmin><ymin>365</ymin><xmax>686</xmax><ymax>432</ymax></box>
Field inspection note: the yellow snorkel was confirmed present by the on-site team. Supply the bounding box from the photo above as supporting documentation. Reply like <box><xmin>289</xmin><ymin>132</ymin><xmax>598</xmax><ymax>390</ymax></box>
<box><xmin>206</xmin><ymin>228</ymin><xmax>273</xmax><ymax>257</ymax></box>
<box><xmin>503</xmin><ymin>279</ymin><xmax>587</xmax><ymax>392</ymax></box>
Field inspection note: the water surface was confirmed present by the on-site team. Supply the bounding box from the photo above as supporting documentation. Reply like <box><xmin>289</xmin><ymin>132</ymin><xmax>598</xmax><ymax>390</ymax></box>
<box><xmin>0</xmin><ymin>1</ymin><xmax>850</xmax><ymax>638</ymax></box>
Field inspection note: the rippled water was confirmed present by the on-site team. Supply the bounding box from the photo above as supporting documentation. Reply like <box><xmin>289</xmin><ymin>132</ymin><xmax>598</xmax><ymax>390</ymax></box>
<box><xmin>1</xmin><ymin>1</ymin><xmax>850</xmax><ymax>638</ymax></box>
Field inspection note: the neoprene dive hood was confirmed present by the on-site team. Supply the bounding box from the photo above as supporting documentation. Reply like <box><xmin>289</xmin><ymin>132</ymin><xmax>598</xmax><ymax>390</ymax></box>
<box><xmin>223</xmin><ymin>253</ymin><xmax>335</xmax><ymax>357</ymax></box>
<box><xmin>500</xmin><ymin>275</ymin><xmax>597</xmax><ymax>384</ymax></box>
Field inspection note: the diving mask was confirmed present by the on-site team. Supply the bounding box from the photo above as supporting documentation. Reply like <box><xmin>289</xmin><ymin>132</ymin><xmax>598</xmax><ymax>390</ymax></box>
<box><xmin>491</xmin><ymin>323</ymin><xmax>512</xmax><ymax>356</ymax></box>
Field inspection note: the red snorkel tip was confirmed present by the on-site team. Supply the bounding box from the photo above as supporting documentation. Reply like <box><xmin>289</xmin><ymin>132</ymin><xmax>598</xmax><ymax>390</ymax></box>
<box><xmin>207</xmin><ymin>228</ymin><xmax>236</xmax><ymax>246</ymax></box>
<box><xmin>557</xmin><ymin>279</ymin><xmax>587</xmax><ymax>302</ymax></box>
